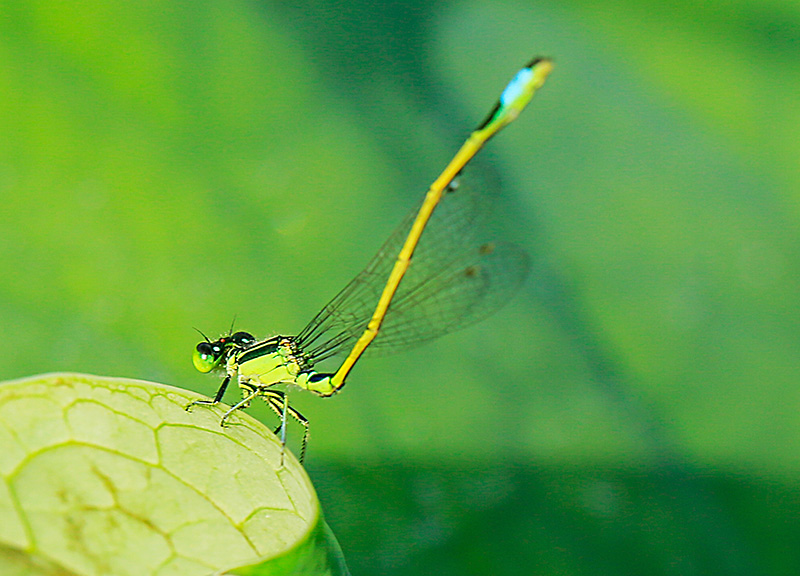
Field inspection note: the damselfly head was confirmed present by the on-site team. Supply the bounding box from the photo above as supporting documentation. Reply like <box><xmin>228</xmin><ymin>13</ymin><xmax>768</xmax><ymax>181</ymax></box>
<box><xmin>192</xmin><ymin>331</ymin><xmax>256</xmax><ymax>373</ymax></box>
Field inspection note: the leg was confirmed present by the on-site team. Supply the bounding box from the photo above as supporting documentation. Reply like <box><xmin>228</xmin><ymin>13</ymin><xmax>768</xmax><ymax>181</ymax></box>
<box><xmin>185</xmin><ymin>374</ymin><xmax>231</xmax><ymax>411</ymax></box>
<box><xmin>219</xmin><ymin>386</ymin><xmax>260</xmax><ymax>427</ymax></box>
<box><xmin>290</xmin><ymin>405</ymin><xmax>310</xmax><ymax>465</ymax></box>
<box><xmin>262</xmin><ymin>390</ymin><xmax>310</xmax><ymax>465</ymax></box>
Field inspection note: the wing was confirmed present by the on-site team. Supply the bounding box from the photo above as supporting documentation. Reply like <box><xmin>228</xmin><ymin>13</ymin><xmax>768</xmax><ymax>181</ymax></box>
<box><xmin>294</xmin><ymin>169</ymin><xmax>529</xmax><ymax>365</ymax></box>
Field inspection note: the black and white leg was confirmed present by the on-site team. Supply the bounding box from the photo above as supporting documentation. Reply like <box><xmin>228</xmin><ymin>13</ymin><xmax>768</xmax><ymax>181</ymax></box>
<box><xmin>219</xmin><ymin>385</ymin><xmax>260</xmax><ymax>426</ymax></box>
<box><xmin>263</xmin><ymin>390</ymin><xmax>310</xmax><ymax>464</ymax></box>
<box><xmin>185</xmin><ymin>374</ymin><xmax>231</xmax><ymax>411</ymax></box>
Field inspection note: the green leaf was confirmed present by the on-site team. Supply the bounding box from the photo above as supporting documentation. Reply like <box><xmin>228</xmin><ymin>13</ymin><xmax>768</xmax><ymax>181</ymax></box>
<box><xmin>0</xmin><ymin>373</ymin><xmax>349</xmax><ymax>576</ymax></box>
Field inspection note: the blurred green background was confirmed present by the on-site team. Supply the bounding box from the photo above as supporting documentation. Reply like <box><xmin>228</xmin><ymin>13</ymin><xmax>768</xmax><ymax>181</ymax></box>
<box><xmin>2</xmin><ymin>0</ymin><xmax>799</xmax><ymax>574</ymax></box>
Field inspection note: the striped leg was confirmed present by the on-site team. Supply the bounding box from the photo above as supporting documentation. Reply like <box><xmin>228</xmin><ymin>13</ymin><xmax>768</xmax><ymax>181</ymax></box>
<box><xmin>262</xmin><ymin>389</ymin><xmax>310</xmax><ymax>465</ymax></box>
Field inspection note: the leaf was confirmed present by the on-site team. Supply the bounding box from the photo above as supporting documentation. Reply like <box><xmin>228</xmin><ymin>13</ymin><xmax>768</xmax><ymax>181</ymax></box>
<box><xmin>0</xmin><ymin>373</ymin><xmax>349</xmax><ymax>576</ymax></box>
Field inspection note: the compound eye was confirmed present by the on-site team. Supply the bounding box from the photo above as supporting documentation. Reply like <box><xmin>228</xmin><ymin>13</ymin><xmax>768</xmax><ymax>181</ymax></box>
<box><xmin>193</xmin><ymin>341</ymin><xmax>222</xmax><ymax>373</ymax></box>
<box><xmin>231</xmin><ymin>331</ymin><xmax>255</xmax><ymax>346</ymax></box>
<box><xmin>196</xmin><ymin>342</ymin><xmax>214</xmax><ymax>355</ymax></box>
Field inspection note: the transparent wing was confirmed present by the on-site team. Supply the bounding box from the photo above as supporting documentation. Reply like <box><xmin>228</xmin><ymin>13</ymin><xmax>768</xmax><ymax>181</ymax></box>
<box><xmin>294</xmin><ymin>169</ymin><xmax>530</xmax><ymax>365</ymax></box>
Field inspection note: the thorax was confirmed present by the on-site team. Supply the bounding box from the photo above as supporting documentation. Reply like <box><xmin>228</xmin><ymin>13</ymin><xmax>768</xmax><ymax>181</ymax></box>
<box><xmin>228</xmin><ymin>335</ymin><xmax>310</xmax><ymax>388</ymax></box>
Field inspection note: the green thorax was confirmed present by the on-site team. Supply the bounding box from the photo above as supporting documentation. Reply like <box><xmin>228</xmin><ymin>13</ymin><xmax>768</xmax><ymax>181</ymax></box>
<box><xmin>232</xmin><ymin>335</ymin><xmax>308</xmax><ymax>384</ymax></box>
<box><xmin>231</xmin><ymin>336</ymin><xmax>337</xmax><ymax>396</ymax></box>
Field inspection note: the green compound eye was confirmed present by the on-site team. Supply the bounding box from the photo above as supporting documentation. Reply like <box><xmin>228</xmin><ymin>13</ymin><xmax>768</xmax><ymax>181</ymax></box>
<box><xmin>193</xmin><ymin>342</ymin><xmax>222</xmax><ymax>373</ymax></box>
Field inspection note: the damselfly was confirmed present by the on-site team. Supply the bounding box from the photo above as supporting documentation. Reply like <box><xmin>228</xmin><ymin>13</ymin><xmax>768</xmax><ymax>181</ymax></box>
<box><xmin>187</xmin><ymin>58</ymin><xmax>553</xmax><ymax>462</ymax></box>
